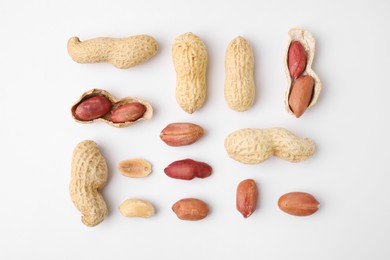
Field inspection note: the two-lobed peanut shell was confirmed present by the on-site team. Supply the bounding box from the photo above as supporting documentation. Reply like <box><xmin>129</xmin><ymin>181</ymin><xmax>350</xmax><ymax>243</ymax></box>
<box><xmin>172</xmin><ymin>32</ymin><xmax>208</xmax><ymax>114</ymax></box>
<box><xmin>224</xmin><ymin>36</ymin><xmax>255</xmax><ymax>112</ymax></box>
<box><xmin>67</xmin><ymin>35</ymin><xmax>158</xmax><ymax>69</ymax></box>
<box><xmin>69</xmin><ymin>140</ymin><xmax>108</xmax><ymax>227</ymax></box>
<box><xmin>225</xmin><ymin>128</ymin><xmax>315</xmax><ymax>164</ymax></box>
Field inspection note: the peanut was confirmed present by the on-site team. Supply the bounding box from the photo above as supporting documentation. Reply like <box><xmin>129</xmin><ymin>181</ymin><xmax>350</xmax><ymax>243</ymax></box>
<box><xmin>172</xmin><ymin>32</ymin><xmax>208</xmax><ymax>114</ymax></box>
<box><xmin>74</xmin><ymin>95</ymin><xmax>112</xmax><ymax>121</ymax></box>
<box><xmin>224</xmin><ymin>128</ymin><xmax>315</xmax><ymax>164</ymax></box>
<box><xmin>71</xmin><ymin>89</ymin><xmax>153</xmax><ymax>128</ymax></box>
<box><xmin>278</xmin><ymin>192</ymin><xmax>320</xmax><ymax>216</ymax></box>
<box><xmin>224</xmin><ymin>36</ymin><xmax>255</xmax><ymax>112</ymax></box>
<box><xmin>119</xmin><ymin>199</ymin><xmax>155</xmax><ymax>218</ymax></box>
<box><xmin>110</xmin><ymin>102</ymin><xmax>146</xmax><ymax>123</ymax></box>
<box><xmin>69</xmin><ymin>140</ymin><xmax>108</xmax><ymax>227</ymax></box>
<box><xmin>284</xmin><ymin>28</ymin><xmax>322</xmax><ymax>117</ymax></box>
<box><xmin>288</xmin><ymin>41</ymin><xmax>307</xmax><ymax>79</ymax></box>
<box><xmin>164</xmin><ymin>159</ymin><xmax>212</xmax><ymax>180</ymax></box>
<box><xmin>67</xmin><ymin>35</ymin><xmax>158</xmax><ymax>69</ymax></box>
<box><xmin>288</xmin><ymin>75</ymin><xmax>315</xmax><ymax>118</ymax></box>
<box><xmin>160</xmin><ymin>122</ymin><xmax>204</xmax><ymax>146</ymax></box>
<box><xmin>236</xmin><ymin>179</ymin><xmax>258</xmax><ymax>218</ymax></box>
<box><xmin>118</xmin><ymin>158</ymin><xmax>152</xmax><ymax>178</ymax></box>
<box><xmin>172</xmin><ymin>198</ymin><xmax>209</xmax><ymax>221</ymax></box>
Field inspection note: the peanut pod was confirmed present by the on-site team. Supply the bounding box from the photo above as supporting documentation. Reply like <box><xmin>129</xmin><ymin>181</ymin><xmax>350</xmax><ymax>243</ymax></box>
<box><xmin>224</xmin><ymin>36</ymin><xmax>255</xmax><ymax>112</ymax></box>
<box><xmin>67</xmin><ymin>35</ymin><xmax>158</xmax><ymax>69</ymax></box>
<box><xmin>172</xmin><ymin>32</ymin><xmax>208</xmax><ymax>114</ymax></box>
<box><xmin>69</xmin><ymin>140</ymin><xmax>108</xmax><ymax>227</ymax></box>
<box><xmin>224</xmin><ymin>128</ymin><xmax>315</xmax><ymax>164</ymax></box>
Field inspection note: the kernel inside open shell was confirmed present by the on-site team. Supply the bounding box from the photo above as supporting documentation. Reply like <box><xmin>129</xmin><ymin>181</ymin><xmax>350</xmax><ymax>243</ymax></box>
<box><xmin>71</xmin><ymin>88</ymin><xmax>153</xmax><ymax>128</ymax></box>
<box><xmin>284</xmin><ymin>28</ymin><xmax>322</xmax><ymax>116</ymax></box>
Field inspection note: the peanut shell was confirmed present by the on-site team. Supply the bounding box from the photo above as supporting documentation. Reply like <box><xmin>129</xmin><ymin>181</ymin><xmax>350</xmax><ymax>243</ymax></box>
<box><xmin>224</xmin><ymin>36</ymin><xmax>255</xmax><ymax>112</ymax></box>
<box><xmin>172</xmin><ymin>32</ymin><xmax>208</xmax><ymax>114</ymax></box>
<box><xmin>69</xmin><ymin>140</ymin><xmax>108</xmax><ymax>227</ymax></box>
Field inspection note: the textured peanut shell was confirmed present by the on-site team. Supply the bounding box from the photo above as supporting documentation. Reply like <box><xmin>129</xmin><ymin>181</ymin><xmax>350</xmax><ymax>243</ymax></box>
<box><xmin>224</xmin><ymin>128</ymin><xmax>315</xmax><ymax>164</ymax></box>
<box><xmin>67</xmin><ymin>35</ymin><xmax>158</xmax><ymax>69</ymax></box>
<box><xmin>119</xmin><ymin>199</ymin><xmax>155</xmax><ymax>218</ymax></box>
<box><xmin>71</xmin><ymin>89</ymin><xmax>153</xmax><ymax>128</ymax></box>
<box><xmin>172</xmin><ymin>32</ymin><xmax>208</xmax><ymax>114</ymax></box>
<box><xmin>225</xmin><ymin>36</ymin><xmax>255</xmax><ymax>112</ymax></box>
<box><xmin>118</xmin><ymin>158</ymin><xmax>152</xmax><ymax>178</ymax></box>
<box><xmin>284</xmin><ymin>28</ymin><xmax>322</xmax><ymax>115</ymax></box>
<box><xmin>69</xmin><ymin>140</ymin><xmax>108</xmax><ymax>227</ymax></box>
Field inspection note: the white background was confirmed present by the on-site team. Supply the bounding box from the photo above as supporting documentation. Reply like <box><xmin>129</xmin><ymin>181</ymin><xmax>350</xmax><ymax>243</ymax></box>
<box><xmin>1</xmin><ymin>0</ymin><xmax>389</xmax><ymax>259</ymax></box>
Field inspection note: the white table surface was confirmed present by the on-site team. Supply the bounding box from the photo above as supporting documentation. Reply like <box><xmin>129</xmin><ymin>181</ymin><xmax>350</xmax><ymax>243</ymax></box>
<box><xmin>1</xmin><ymin>0</ymin><xmax>389</xmax><ymax>259</ymax></box>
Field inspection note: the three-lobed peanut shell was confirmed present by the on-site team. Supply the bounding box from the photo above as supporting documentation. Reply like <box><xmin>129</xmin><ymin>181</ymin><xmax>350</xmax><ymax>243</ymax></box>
<box><xmin>278</xmin><ymin>192</ymin><xmax>320</xmax><ymax>216</ymax></box>
<box><xmin>71</xmin><ymin>88</ymin><xmax>153</xmax><ymax>128</ymax></box>
<box><xmin>67</xmin><ymin>35</ymin><xmax>158</xmax><ymax>69</ymax></box>
<box><xmin>172</xmin><ymin>198</ymin><xmax>209</xmax><ymax>221</ymax></box>
<box><xmin>224</xmin><ymin>36</ymin><xmax>255</xmax><ymax>112</ymax></box>
<box><xmin>160</xmin><ymin>122</ymin><xmax>204</xmax><ymax>146</ymax></box>
<box><xmin>119</xmin><ymin>199</ymin><xmax>155</xmax><ymax>218</ymax></box>
<box><xmin>284</xmin><ymin>27</ymin><xmax>322</xmax><ymax>117</ymax></box>
<box><xmin>224</xmin><ymin>128</ymin><xmax>315</xmax><ymax>164</ymax></box>
<box><xmin>172</xmin><ymin>32</ymin><xmax>208</xmax><ymax>114</ymax></box>
<box><xmin>69</xmin><ymin>140</ymin><xmax>108</xmax><ymax>227</ymax></box>
<box><xmin>236</xmin><ymin>179</ymin><xmax>258</xmax><ymax>218</ymax></box>
<box><xmin>164</xmin><ymin>159</ymin><xmax>212</xmax><ymax>180</ymax></box>
<box><xmin>118</xmin><ymin>158</ymin><xmax>152</xmax><ymax>178</ymax></box>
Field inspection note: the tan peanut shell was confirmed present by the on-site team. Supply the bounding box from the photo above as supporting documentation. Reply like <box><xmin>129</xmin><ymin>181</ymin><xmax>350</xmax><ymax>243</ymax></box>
<box><xmin>224</xmin><ymin>128</ymin><xmax>315</xmax><ymax>164</ymax></box>
<box><xmin>224</xmin><ymin>36</ymin><xmax>255</xmax><ymax>111</ymax></box>
<box><xmin>284</xmin><ymin>28</ymin><xmax>322</xmax><ymax>115</ymax></box>
<box><xmin>172</xmin><ymin>32</ymin><xmax>208</xmax><ymax>114</ymax></box>
<box><xmin>71</xmin><ymin>88</ymin><xmax>153</xmax><ymax>128</ymax></box>
<box><xmin>119</xmin><ymin>199</ymin><xmax>155</xmax><ymax>218</ymax></box>
<box><xmin>69</xmin><ymin>140</ymin><xmax>108</xmax><ymax>227</ymax></box>
<box><xmin>67</xmin><ymin>35</ymin><xmax>158</xmax><ymax>69</ymax></box>
<box><xmin>118</xmin><ymin>158</ymin><xmax>152</xmax><ymax>178</ymax></box>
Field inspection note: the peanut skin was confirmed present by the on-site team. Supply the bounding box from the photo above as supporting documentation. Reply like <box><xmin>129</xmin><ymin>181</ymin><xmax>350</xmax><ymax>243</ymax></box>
<box><xmin>172</xmin><ymin>198</ymin><xmax>209</xmax><ymax>221</ymax></box>
<box><xmin>288</xmin><ymin>41</ymin><xmax>307</xmax><ymax>79</ymax></box>
<box><xmin>288</xmin><ymin>75</ymin><xmax>314</xmax><ymax>118</ymax></box>
<box><xmin>160</xmin><ymin>122</ymin><xmax>204</xmax><ymax>146</ymax></box>
<box><xmin>164</xmin><ymin>159</ymin><xmax>212</xmax><ymax>180</ymax></box>
<box><xmin>69</xmin><ymin>140</ymin><xmax>108</xmax><ymax>227</ymax></box>
<box><xmin>172</xmin><ymin>32</ymin><xmax>208</xmax><ymax>114</ymax></box>
<box><xmin>67</xmin><ymin>35</ymin><xmax>158</xmax><ymax>69</ymax></box>
<box><xmin>278</xmin><ymin>192</ymin><xmax>320</xmax><ymax>216</ymax></box>
<box><xmin>236</xmin><ymin>179</ymin><xmax>258</xmax><ymax>218</ymax></box>
<box><xmin>224</xmin><ymin>36</ymin><xmax>255</xmax><ymax>112</ymax></box>
<box><xmin>225</xmin><ymin>128</ymin><xmax>315</xmax><ymax>164</ymax></box>
<box><xmin>110</xmin><ymin>103</ymin><xmax>146</xmax><ymax>123</ymax></box>
<box><xmin>74</xmin><ymin>95</ymin><xmax>112</xmax><ymax>121</ymax></box>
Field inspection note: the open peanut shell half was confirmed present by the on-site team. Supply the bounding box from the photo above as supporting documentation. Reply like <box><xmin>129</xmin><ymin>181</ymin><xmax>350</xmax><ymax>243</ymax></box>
<box><xmin>284</xmin><ymin>27</ymin><xmax>322</xmax><ymax>116</ymax></box>
<box><xmin>71</xmin><ymin>88</ymin><xmax>153</xmax><ymax>128</ymax></box>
